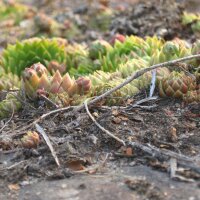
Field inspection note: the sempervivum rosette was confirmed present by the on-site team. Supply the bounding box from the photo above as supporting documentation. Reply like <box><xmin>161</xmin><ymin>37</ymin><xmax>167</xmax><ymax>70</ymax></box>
<box><xmin>22</xmin><ymin>63</ymin><xmax>91</xmax><ymax>101</ymax></box>
<box><xmin>183</xmin><ymin>87</ymin><xmax>200</xmax><ymax>103</ymax></box>
<box><xmin>65</xmin><ymin>43</ymin><xmax>97</xmax><ymax>76</ymax></box>
<box><xmin>191</xmin><ymin>40</ymin><xmax>200</xmax><ymax>66</ymax></box>
<box><xmin>87</xmin><ymin>70</ymin><xmax>139</xmax><ymax>105</ymax></box>
<box><xmin>0</xmin><ymin>93</ymin><xmax>22</xmax><ymax>119</ymax></box>
<box><xmin>117</xmin><ymin>58</ymin><xmax>151</xmax><ymax>89</ymax></box>
<box><xmin>90</xmin><ymin>77</ymin><xmax>139</xmax><ymax>105</ymax></box>
<box><xmin>182</xmin><ymin>12</ymin><xmax>200</xmax><ymax>34</ymax></box>
<box><xmin>100</xmin><ymin>36</ymin><xmax>162</xmax><ymax>72</ymax></box>
<box><xmin>150</xmin><ymin>40</ymin><xmax>191</xmax><ymax>65</ymax></box>
<box><xmin>89</xmin><ymin>39</ymin><xmax>113</xmax><ymax>60</ymax></box>
<box><xmin>159</xmin><ymin>71</ymin><xmax>196</xmax><ymax>98</ymax></box>
<box><xmin>1</xmin><ymin>37</ymin><xmax>67</xmax><ymax>76</ymax></box>
<box><xmin>0</xmin><ymin>67</ymin><xmax>20</xmax><ymax>91</ymax></box>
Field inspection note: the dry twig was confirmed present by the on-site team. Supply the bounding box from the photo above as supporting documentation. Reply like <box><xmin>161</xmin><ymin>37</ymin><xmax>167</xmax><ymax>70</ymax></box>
<box><xmin>84</xmin><ymin>99</ymin><xmax>125</xmax><ymax>146</ymax></box>
<box><xmin>39</xmin><ymin>94</ymin><xmax>59</xmax><ymax>109</ymax></box>
<box><xmin>35</xmin><ymin>123</ymin><xmax>60</xmax><ymax>167</ymax></box>
<box><xmin>129</xmin><ymin>141</ymin><xmax>197</xmax><ymax>162</ymax></box>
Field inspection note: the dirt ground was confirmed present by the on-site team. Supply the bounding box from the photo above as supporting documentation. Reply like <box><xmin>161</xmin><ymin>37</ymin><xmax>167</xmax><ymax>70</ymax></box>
<box><xmin>0</xmin><ymin>0</ymin><xmax>200</xmax><ymax>200</ymax></box>
<box><xmin>1</xmin><ymin>97</ymin><xmax>200</xmax><ymax>200</ymax></box>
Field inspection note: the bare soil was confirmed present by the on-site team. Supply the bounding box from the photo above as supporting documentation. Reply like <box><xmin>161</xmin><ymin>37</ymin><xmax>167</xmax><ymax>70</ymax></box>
<box><xmin>1</xmin><ymin>96</ymin><xmax>200</xmax><ymax>200</ymax></box>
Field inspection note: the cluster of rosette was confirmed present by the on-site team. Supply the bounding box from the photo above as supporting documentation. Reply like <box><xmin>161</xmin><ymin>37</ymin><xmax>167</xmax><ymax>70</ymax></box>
<box><xmin>159</xmin><ymin>71</ymin><xmax>200</xmax><ymax>103</ymax></box>
<box><xmin>22</xmin><ymin>62</ymin><xmax>91</xmax><ymax>104</ymax></box>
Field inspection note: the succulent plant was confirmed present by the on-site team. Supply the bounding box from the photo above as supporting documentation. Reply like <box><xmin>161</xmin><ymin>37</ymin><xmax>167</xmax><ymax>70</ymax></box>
<box><xmin>89</xmin><ymin>7</ymin><xmax>113</xmax><ymax>31</ymax></box>
<box><xmin>182</xmin><ymin>12</ymin><xmax>200</xmax><ymax>33</ymax></box>
<box><xmin>90</xmin><ymin>77</ymin><xmax>140</xmax><ymax>105</ymax></box>
<box><xmin>183</xmin><ymin>88</ymin><xmax>200</xmax><ymax>103</ymax></box>
<box><xmin>1</xmin><ymin>37</ymin><xmax>67</xmax><ymax>76</ymax></box>
<box><xmin>69</xmin><ymin>56</ymin><xmax>97</xmax><ymax>76</ymax></box>
<box><xmin>0</xmin><ymin>93</ymin><xmax>22</xmax><ymax>119</ymax></box>
<box><xmin>110</xmin><ymin>34</ymin><xmax>126</xmax><ymax>45</ymax></box>
<box><xmin>100</xmin><ymin>36</ymin><xmax>163</xmax><ymax>72</ymax></box>
<box><xmin>65</xmin><ymin>43</ymin><xmax>100</xmax><ymax>76</ymax></box>
<box><xmin>159</xmin><ymin>71</ymin><xmax>196</xmax><ymax>99</ymax></box>
<box><xmin>118</xmin><ymin>58</ymin><xmax>147</xmax><ymax>77</ymax></box>
<box><xmin>46</xmin><ymin>60</ymin><xmax>66</xmax><ymax>74</ymax></box>
<box><xmin>22</xmin><ymin>63</ymin><xmax>91</xmax><ymax>99</ymax></box>
<box><xmin>88</xmin><ymin>70</ymin><xmax>121</xmax><ymax>86</ymax></box>
<box><xmin>0</xmin><ymin>65</ymin><xmax>21</xmax><ymax>91</ymax></box>
<box><xmin>155</xmin><ymin>67</ymin><xmax>171</xmax><ymax>83</ymax></box>
<box><xmin>34</xmin><ymin>13</ymin><xmax>61</xmax><ymax>36</ymax></box>
<box><xmin>191</xmin><ymin>40</ymin><xmax>200</xmax><ymax>66</ymax></box>
<box><xmin>66</xmin><ymin>43</ymin><xmax>88</xmax><ymax>68</ymax></box>
<box><xmin>117</xmin><ymin>58</ymin><xmax>151</xmax><ymax>89</ymax></box>
<box><xmin>21</xmin><ymin>131</ymin><xmax>40</xmax><ymax>149</ymax></box>
<box><xmin>87</xmin><ymin>70</ymin><xmax>140</xmax><ymax>104</ymax></box>
<box><xmin>89</xmin><ymin>40</ymin><xmax>113</xmax><ymax>60</ymax></box>
<box><xmin>0</xmin><ymin>72</ymin><xmax>20</xmax><ymax>91</ymax></box>
<box><xmin>0</xmin><ymin>2</ymin><xmax>31</xmax><ymax>24</ymax></box>
<box><xmin>150</xmin><ymin>40</ymin><xmax>191</xmax><ymax>65</ymax></box>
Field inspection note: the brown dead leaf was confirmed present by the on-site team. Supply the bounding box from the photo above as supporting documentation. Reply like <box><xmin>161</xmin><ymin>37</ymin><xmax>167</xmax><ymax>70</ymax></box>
<box><xmin>125</xmin><ymin>147</ymin><xmax>133</xmax><ymax>156</ymax></box>
<box><xmin>119</xmin><ymin>146</ymin><xmax>134</xmax><ymax>156</ymax></box>
<box><xmin>67</xmin><ymin>160</ymin><xmax>86</xmax><ymax>171</ymax></box>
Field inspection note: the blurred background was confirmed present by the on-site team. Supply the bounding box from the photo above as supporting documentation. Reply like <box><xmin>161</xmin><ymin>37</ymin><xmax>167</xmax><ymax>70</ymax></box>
<box><xmin>0</xmin><ymin>0</ymin><xmax>200</xmax><ymax>49</ymax></box>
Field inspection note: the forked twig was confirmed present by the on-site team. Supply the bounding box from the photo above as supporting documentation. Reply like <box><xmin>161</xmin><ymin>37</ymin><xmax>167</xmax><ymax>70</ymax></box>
<box><xmin>84</xmin><ymin>99</ymin><xmax>125</xmax><ymax>146</ymax></box>
<box><xmin>1</xmin><ymin>106</ymin><xmax>75</xmax><ymax>138</ymax></box>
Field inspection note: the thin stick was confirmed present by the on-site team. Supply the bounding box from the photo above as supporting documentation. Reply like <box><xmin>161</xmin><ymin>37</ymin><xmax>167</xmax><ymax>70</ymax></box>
<box><xmin>0</xmin><ymin>106</ymin><xmax>75</xmax><ymax>138</ymax></box>
<box><xmin>84</xmin><ymin>99</ymin><xmax>125</xmax><ymax>146</ymax></box>
<box><xmin>128</xmin><ymin>141</ymin><xmax>198</xmax><ymax>162</ymax></box>
<box><xmin>0</xmin><ymin>160</ymin><xmax>27</xmax><ymax>171</ymax></box>
<box><xmin>39</xmin><ymin>94</ymin><xmax>59</xmax><ymax>109</ymax></box>
<box><xmin>35</xmin><ymin>123</ymin><xmax>60</xmax><ymax>167</ymax></box>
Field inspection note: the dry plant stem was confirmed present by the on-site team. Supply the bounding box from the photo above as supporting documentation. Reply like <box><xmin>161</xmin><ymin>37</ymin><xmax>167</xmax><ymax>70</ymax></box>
<box><xmin>128</xmin><ymin>141</ymin><xmax>200</xmax><ymax>174</ymax></box>
<box><xmin>35</xmin><ymin>123</ymin><xmax>60</xmax><ymax>167</ymax></box>
<box><xmin>129</xmin><ymin>141</ymin><xmax>197</xmax><ymax>162</ymax></box>
<box><xmin>84</xmin><ymin>99</ymin><xmax>126</xmax><ymax>146</ymax></box>
<box><xmin>39</xmin><ymin>94</ymin><xmax>59</xmax><ymax>108</ymax></box>
<box><xmin>0</xmin><ymin>160</ymin><xmax>27</xmax><ymax>171</ymax></box>
<box><xmin>0</xmin><ymin>106</ymin><xmax>75</xmax><ymax>138</ymax></box>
